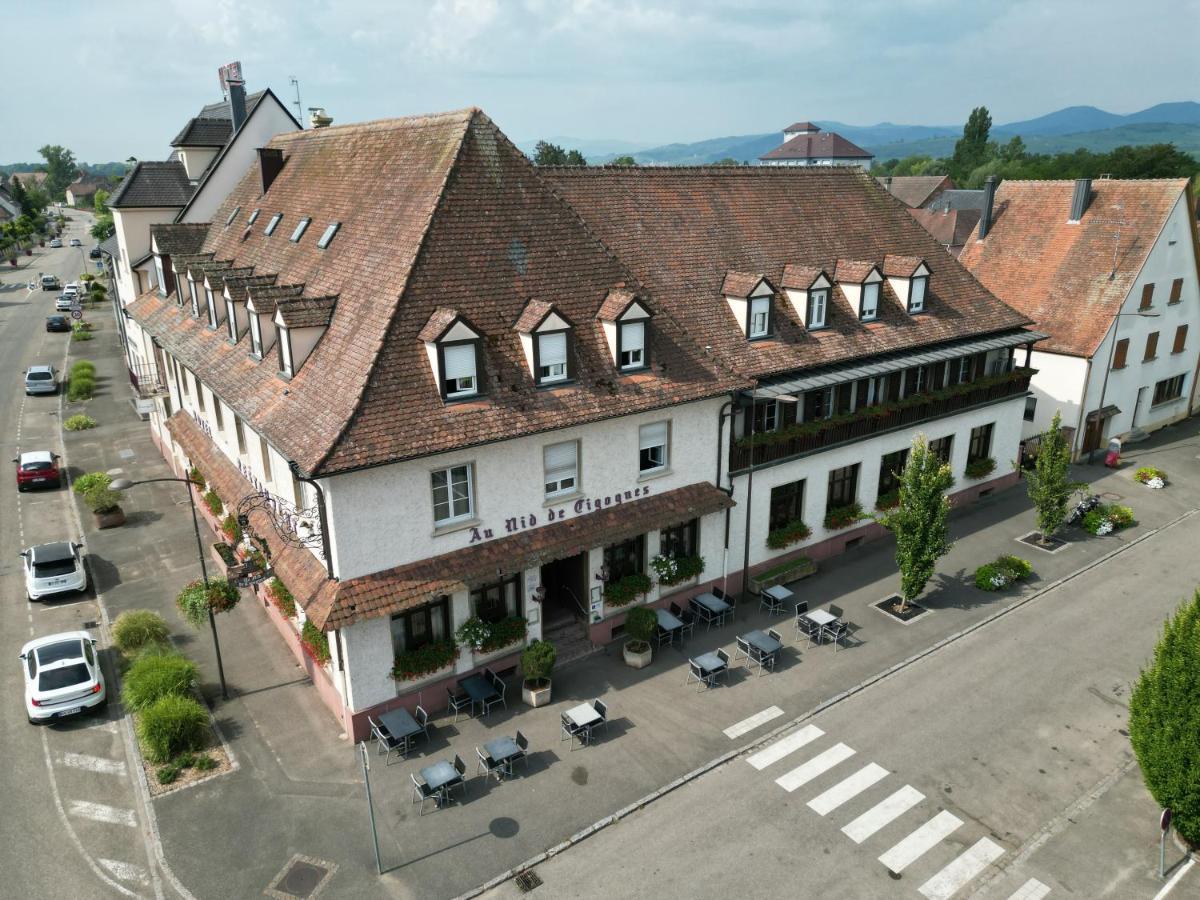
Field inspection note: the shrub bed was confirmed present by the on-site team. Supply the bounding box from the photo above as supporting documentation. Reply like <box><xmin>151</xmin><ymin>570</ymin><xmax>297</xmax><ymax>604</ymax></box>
<box><xmin>64</xmin><ymin>414</ymin><xmax>96</xmax><ymax>431</ymax></box>
<box><xmin>1082</xmin><ymin>503</ymin><xmax>1136</xmax><ymax>536</ymax></box>
<box><xmin>136</xmin><ymin>695</ymin><xmax>209</xmax><ymax>764</ymax></box>
<box><xmin>122</xmin><ymin>653</ymin><xmax>199</xmax><ymax>711</ymax></box>
<box><xmin>1134</xmin><ymin>466</ymin><xmax>1167</xmax><ymax>489</ymax></box>
<box><xmin>300</xmin><ymin>620</ymin><xmax>331</xmax><ymax>665</ymax></box>
<box><xmin>974</xmin><ymin>555</ymin><xmax>1034</xmax><ymax>591</ymax></box>
<box><xmin>202</xmin><ymin>489</ymin><xmax>223</xmax><ymax>516</ymax></box>
<box><xmin>188</xmin><ymin>467</ymin><xmax>206</xmax><ymax>490</ymax></box>
<box><xmin>112</xmin><ymin>610</ymin><xmax>171</xmax><ymax>656</ymax></box>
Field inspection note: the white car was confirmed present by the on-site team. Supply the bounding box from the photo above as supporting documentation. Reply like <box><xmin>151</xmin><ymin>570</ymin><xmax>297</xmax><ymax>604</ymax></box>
<box><xmin>69</xmin><ymin>238</ymin><xmax>82</xmax><ymax>247</ymax></box>
<box><xmin>63</xmin><ymin>282</ymin><xmax>79</xmax><ymax>298</ymax></box>
<box><xmin>49</xmin><ymin>238</ymin><xmax>63</xmax><ymax>248</ymax></box>
<box><xmin>20</xmin><ymin>542</ymin><xmax>88</xmax><ymax>601</ymax></box>
<box><xmin>55</xmin><ymin>295</ymin><xmax>74</xmax><ymax>311</ymax></box>
<box><xmin>20</xmin><ymin>631</ymin><xmax>106</xmax><ymax>723</ymax></box>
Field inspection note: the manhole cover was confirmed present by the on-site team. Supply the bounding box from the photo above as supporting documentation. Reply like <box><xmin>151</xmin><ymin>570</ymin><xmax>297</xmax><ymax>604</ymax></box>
<box><xmin>265</xmin><ymin>855</ymin><xmax>337</xmax><ymax>899</ymax></box>
<box><xmin>515</xmin><ymin>870</ymin><xmax>543</xmax><ymax>893</ymax></box>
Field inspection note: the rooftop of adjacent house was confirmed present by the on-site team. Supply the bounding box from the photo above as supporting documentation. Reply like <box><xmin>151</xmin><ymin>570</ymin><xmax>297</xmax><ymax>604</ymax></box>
<box><xmin>928</xmin><ymin>189</ymin><xmax>987</xmax><ymax>213</ymax></box>
<box><xmin>128</xmin><ymin>108</ymin><xmax>743</xmax><ymax>478</ymax></box>
<box><xmin>783</xmin><ymin>121</ymin><xmax>820</xmax><ymax>133</ymax></box>
<box><xmin>544</xmin><ymin>164</ymin><xmax>1032</xmax><ymax>380</ymax></box>
<box><xmin>108</xmin><ymin>161</ymin><xmax>193</xmax><ymax>209</ymax></box>
<box><xmin>909</xmin><ymin>207</ymin><xmax>982</xmax><ymax>251</ymax></box>
<box><xmin>150</xmin><ymin>222</ymin><xmax>208</xmax><ymax>256</ymax></box>
<box><xmin>880</xmin><ymin>175</ymin><xmax>955</xmax><ymax>209</ymax></box>
<box><xmin>171</xmin><ymin>117</ymin><xmax>233</xmax><ymax>148</ymax></box>
<box><xmin>759</xmin><ymin>130</ymin><xmax>873</xmax><ymax>161</ymax></box>
<box><xmin>958</xmin><ymin>178</ymin><xmax>1191</xmax><ymax>357</ymax></box>
<box><xmin>196</xmin><ymin>89</ymin><xmax>267</xmax><ymax>121</ymax></box>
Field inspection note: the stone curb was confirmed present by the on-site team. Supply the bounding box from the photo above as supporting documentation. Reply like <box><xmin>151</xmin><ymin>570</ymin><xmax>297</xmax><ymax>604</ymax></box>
<box><xmin>455</xmin><ymin>508</ymin><xmax>1197</xmax><ymax>900</ymax></box>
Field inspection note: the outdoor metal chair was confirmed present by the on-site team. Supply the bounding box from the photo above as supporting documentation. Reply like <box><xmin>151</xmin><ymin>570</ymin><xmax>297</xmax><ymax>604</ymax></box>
<box><xmin>514</xmin><ymin>730</ymin><xmax>530</xmax><ymax>771</ymax></box>
<box><xmin>685</xmin><ymin>659</ymin><xmax>707</xmax><ymax>691</ymax></box>
<box><xmin>413</xmin><ymin>705</ymin><xmax>430</xmax><ymax>742</ymax></box>
<box><xmin>446</xmin><ymin>685</ymin><xmax>472</xmax><ymax>723</ymax></box>
<box><xmin>369</xmin><ymin>717</ymin><xmax>407</xmax><ymax>765</ymax></box>
<box><xmin>791</xmin><ymin>600</ymin><xmax>809</xmax><ymax>627</ymax></box>
<box><xmin>690</xmin><ymin>597</ymin><xmax>721</xmax><ymax>631</ymax></box>
<box><xmin>592</xmin><ymin>699</ymin><xmax>609</xmax><ymax>736</ymax></box>
<box><xmin>476</xmin><ymin>746</ymin><xmax>506</xmax><ymax>780</ymax></box>
<box><xmin>671</xmin><ymin>602</ymin><xmax>696</xmax><ymax>641</ymax></box>
<box><xmin>481</xmin><ymin>670</ymin><xmax>506</xmax><ymax>715</ymax></box>
<box><xmin>655</xmin><ymin>622</ymin><xmax>675</xmax><ymax>649</ymax></box>
<box><xmin>712</xmin><ymin>648</ymin><xmax>731</xmax><ymax>685</ymax></box>
<box><xmin>733</xmin><ymin>635</ymin><xmax>753</xmax><ymax>665</ymax></box>
<box><xmin>762</xmin><ymin>629</ymin><xmax>784</xmax><ymax>672</ymax></box>
<box><xmin>447</xmin><ymin>754</ymin><xmax>468</xmax><ymax>802</ymax></box>
<box><xmin>561</xmin><ymin>711</ymin><xmax>583</xmax><ymax>743</ymax></box>
<box><xmin>824</xmin><ymin>621</ymin><xmax>850</xmax><ymax>652</ymax></box>
<box><xmin>828</xmin><ymin>605</ymin><xmax>844</xmax><ymax>620</ymax></box>
<box><xmin>759</xmin><ymin>590</ymin><xmax>785</xmax><ymax>616</ymax></box>
<box><xmin>411</xmin><ymin>773</ymin><xmax>438</xmax><ymax>815</ymax></box>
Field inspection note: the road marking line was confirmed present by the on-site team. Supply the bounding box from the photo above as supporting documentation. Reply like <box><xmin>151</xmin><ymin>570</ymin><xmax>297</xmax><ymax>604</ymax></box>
<box><xmin>1006</xmin><ymin>877</ymin><xmax>1051</xmax><ymax>900</ymax></box>
<box><xmin>60</xmin><ymin>752</ymin><xmax>126</xmax><ymax>776</ymax></box>
<box><xmin>843</xmin><ymin>785</ymin><xmax>925</xmax><ymax>843</ymax></box>
<box><xmin>878</xmin><ymin>809</ymin><xmax>963</xmax><ymax>873</ymax></box>
<box><xmin>67</xmin><ymin>800</ymin><xmax>137</xmax><ymax>828</ymax></box>
<box><xmin>98</xmin><ymin>858</ymin><xmax>149</xmax><ymax>884</ymax></box>
<box><xmin>807</xmin><ymin>762</ymin><xmax>889</xmax><ymax>815</ymax></box>
<box><xmin>747</xmin><ymin>724</ymin><xmax>824</xmax><ymax>770</ymax></box>
<box><xmin>918</xmin><ymin>836</ymin><xmax>1005</xmax><ymax>899</ymax></box>
<box><xmin>776</xmin><ymin>742</ymin><xmax>855</xmax><ymax>793</ymax></box>
<box><xmin>1154</xmin><ymin>857</ymin><xmax>1196</xmax><ymax>900</ymax></box>
<box><xmin>724</xmin><ymin>706</ymin><xmax>784</xmax><ymax>739</ymax></box>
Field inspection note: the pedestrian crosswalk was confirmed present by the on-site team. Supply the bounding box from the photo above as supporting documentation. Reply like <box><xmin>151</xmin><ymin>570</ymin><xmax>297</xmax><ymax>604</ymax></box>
<box><xmin>726</xmin><ymin>707</ymin><xmax>1040</xmax><ymax>900</ymax></box>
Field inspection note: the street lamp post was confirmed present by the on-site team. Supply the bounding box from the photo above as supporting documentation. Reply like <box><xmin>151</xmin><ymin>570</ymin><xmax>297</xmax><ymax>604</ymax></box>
<box><xmin>1087</xmin><ymin>310</ymin><xmax>1160</xmax><ymax>464</ymax></box>
<box><xmin>110</xmin><ymin>475</ymin><xmax>228</xmax><ymax>699</ymax></box>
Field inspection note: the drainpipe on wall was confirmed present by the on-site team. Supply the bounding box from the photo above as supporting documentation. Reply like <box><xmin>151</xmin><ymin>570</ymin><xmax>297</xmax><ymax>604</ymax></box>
<box><xmin>715</xmin><ymin>393</ymin><xmax>737</xmax><ymax>594</ymax></box>
<box><xmin>738</xmin><ymin>385</ymin><xmax>758</xmax><ymax>600</ymax></box>
<box><xmin>288</xmin><ymin>460</ymin><xmax>337</xmax><ymax>580</ymax></box>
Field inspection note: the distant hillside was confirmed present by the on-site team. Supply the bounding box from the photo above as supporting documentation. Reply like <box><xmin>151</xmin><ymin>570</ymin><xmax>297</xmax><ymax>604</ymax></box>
<box><xmin>599</xmin><ymin>101</ymin><xmax>1200</xmax><ymax>166</ymax></box>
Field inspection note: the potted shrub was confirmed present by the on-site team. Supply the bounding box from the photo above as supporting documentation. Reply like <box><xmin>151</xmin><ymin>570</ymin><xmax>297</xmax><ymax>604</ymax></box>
<box><xmin>85</xmin><ymin>483</ymin><xmax>125</xmax><ymax>528</ymax></box>
<box><xmin>622</xmin><ymin>606</ymin><xmax>657</xmax><ymax>669</ymax></box>
<box><xmin>520</xmin><ymin>639</ymin><xmax>557</xmax><ymax>707</ymax></box>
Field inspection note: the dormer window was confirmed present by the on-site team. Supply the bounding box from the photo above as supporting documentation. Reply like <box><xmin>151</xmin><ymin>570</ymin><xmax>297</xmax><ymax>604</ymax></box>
<box><xmin>808</xmin><ymin>289</ymin><xmax>828</xmax><ymax>328</ymax></box>
<box><xmin>290</xmin><ymin>217</ymin><xmax>311</xmax><ymax>242</ymax></box>
<box><xmin>226</xmin><ymin>295</ymin><xmax>239</xmax><ymax>342</ymax></box>
<box><xmin>205</xmin><ymin>286</ymin><xmax>218</xmax><ymax>328</ymax></box>
<box><xmin>883</xmin><ymin>256</ymin><xmax>931</xmax><ymax>315</ymax></box>
<box><xmin>153</xmin><ymin>253</ymin><xmax>173</xmax><ymax>298</ymax></box>
<box><xmin>782</xmin><ymin>265</ymin><xmax>832</xmax><ymax>331</ymax></box>
<box><xmin>249</xmin><ymin>314</ymin><xmax>263</xmax><ymax>357</ymax></box>
<box><xmin>861</xmin><ymin>282</ymin><xmax>880</xmax><ymax>321</ymax></box>
<box><xmin>618</xmin><ymin>321</ymin><xmax>645</xmax><ymax>369</ymax></box>
<box><xmin>272</xmin><ymin>296</ymin><xmax>336</xmax><ymax>377</ymax></box>
<box><xmin>442</xmin><ymin>343</ymin><xmax>478</xmax><ymax>397</ymax></box>
<box><xmin>514</xmin><ymin>299</ymin><xmax>574</xmax><ymax>386</ymax></box>
<box><xmin>278</xmin><ymin>326</ymin><xmax>294</xmax><ymax>377</ymax></box>
<box><xmin>264</xmin><ymin>213</ymin><xmax>283</xmax><ymax>236</ymax></box>
<box><xmin>749</xmin><ymin>295</ymin><xmax>771</xmax><ymax>338</ymax></box>
<box><xmin>722</xmin><ymin>271</ymin><xmax>776</xmax><ymax>341</ymax></box>
<box><xmin>188</xmin><ymin>277</ymin><xmax>199</xmax><ymax>317</ymax></box>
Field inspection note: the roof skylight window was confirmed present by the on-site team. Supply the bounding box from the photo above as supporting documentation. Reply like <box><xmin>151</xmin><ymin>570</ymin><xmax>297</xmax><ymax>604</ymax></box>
<box><xmin>317</xmin><ymin>222</ymin><xmax>340</xmax><ymax>249</ymax></box>
<box><xmin>247</xmin><ymin>208</ymin><xmax>261</xmax><ymax>226</ymax></box>
<box><xmin>290</xmin><ymin>217</ymin><xmax>311</xmax><ymax>243</ymax></box>
<box><xmin>264</xmin><ymin>213</ymin><xmax>283</xmax><ymax>236</ymax></box>
<box><xmin>225</xmin><ymin>206</ymin><xmax>241</xmax><ymax>226</ymax></box>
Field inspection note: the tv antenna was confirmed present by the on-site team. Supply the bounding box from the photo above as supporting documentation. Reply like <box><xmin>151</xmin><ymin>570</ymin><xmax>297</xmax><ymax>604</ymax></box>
<box><xmin>289</xmin><ymin>77</ymin><xmax>303</xmax><ymax>124</ymax></box>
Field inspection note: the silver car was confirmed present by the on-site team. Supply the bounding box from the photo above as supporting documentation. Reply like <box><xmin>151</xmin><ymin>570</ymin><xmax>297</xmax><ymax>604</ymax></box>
<box><xmin>24</xmin><ymin>365</ymin><xmax>57</xmax><ymax>395</ymax></box>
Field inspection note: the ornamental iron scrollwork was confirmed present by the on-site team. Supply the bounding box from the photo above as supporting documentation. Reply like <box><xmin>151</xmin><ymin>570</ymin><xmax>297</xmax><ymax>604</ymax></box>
<box><xmin>235</xmin><ymin>490</ymin><xmax>324</xmax><ymax>556</ymax></box>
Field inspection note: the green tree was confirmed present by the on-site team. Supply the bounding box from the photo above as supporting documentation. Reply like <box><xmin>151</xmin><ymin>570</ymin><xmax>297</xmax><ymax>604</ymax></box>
<box><xmin>610</xmin><ymin>155</ymin><xmax>638</xmax><ymax>166</ymax></box>
<box><xmin>1129</xmin><ymin>590</ymin><xmax>1200</xmax><ymax>845</ymax></box>
<box><xmin>564</xmin><ymin>148</ymin><xmax>587</xmax><ymax>166</ymax></box>
<box><xmin>712</xmin><ymin>157</ymin><xmax>742</xmax><ymax>166</ymax></box>
<box><xmin>952</xmin><ymin>106</ymin><xmax>992</xmax><ymax>180</ymax></box>
<box><xmin>38</xmin><ymin>145</ymin><xmax>78</xmax><ymax>199</ymax></box>
<box><xmin>998</xmin><ymin>135</ymin><xmax>1027</xmax><ymax>163</ymax></box>
<box><xmin>1025</xmin><ymin>412</ymin><xmax>1078</xmax><ymax>544</ymax></box>
<box><xmin>90</xmin><ymin>213</ymin><xmax>114</xmax><ymax>242</ymax></box>
<box><xmin>93</xmin><ymin>189</ymin><xmax>110</xmax><ymax>215</ymax></box>
<box><xmin>532</xmin><ymin>141</ymin><xmax>586</xmax><ymax>166</ymax></box>
<box><xmin>880</xmin><ymin>435</ymin><xmax>954</xmax><ymax>612</ymax></box>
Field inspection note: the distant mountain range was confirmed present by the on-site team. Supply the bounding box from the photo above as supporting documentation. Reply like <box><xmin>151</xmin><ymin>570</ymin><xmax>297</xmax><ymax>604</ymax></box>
<box><xmin>578</xmin><ymin>102</ymin><xmax>1200</xmax><ymax>165</ymax></box>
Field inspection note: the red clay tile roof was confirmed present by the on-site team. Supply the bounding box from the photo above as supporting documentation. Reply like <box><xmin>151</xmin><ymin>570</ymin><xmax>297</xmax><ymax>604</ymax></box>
<box><xmin>596</xmin><ymin>287</ymin><xmax>637</xmax><ymax>320</ymax></box>
<box><xmin>418</xmin><ymin>307</ymin><xmax>461</xmax><ymax>342</ymax></box>
<box><xmin>513</xmin><ymin>299</ymin><xmax>559</xmax><ymax>332</ymax></box>
<box><xmin>544</xmin><ymin>166</ymin><xmax>1033</xmax><ymax>380</ymax></box>
<box><xmin>318</xmin><ymin>481</ymin><xmax>734</xmax><ymax>630</ymax></box>
<box><xmin>760</xmin><ymin>131</ymin><xmax>872</xmax><ymax>161</ymax></box>
<box><xmin>879</xmin><ymin>175</ymin><xmax>954</xmax><ymax>209</ymax></box>
<box><xmin>721</xmin><ymin>270</ymin><xmax>768</xmax><ymax>298</ymax></box>
<box><xmin>882</xmin><ymin>255</ymin><xmax>925</xmax><ymax>277</ymax></box>
<box><xmin>909</xmin><ymin>208</ymin><xmax>980</xmax><ymax>251</ymax></box>
<box><xmin>277</xmin><ymin>296</ymin><xmax>337</xmax><ymax>328</ymax></box>
<box><xmin>958</xmin><ymin>179</ymin><xmax>1189</xmax><ymax>357</ymax></box>
<box><xmin>151</xmin><ymin>223</ymin><xmax>209</xmax><ymax>257</ymax></box>
<box><xmin>130</xmin><ymin>109</ymin><xmax>743</xmax><ymax>478</ymax></box>
<box><xmin>783</xmin><ymin>122</ymin><xmax>819</xmax><ymax>133</ymax></box>
<box><xmin>780</xmin><ymin>264</ymin><xmax>826</xmax><ymax>290</ymax></box>
<box><xmin>834</xmin><ymin>259</ymin><xmax>878</xmax><ymax>283</ymax></box>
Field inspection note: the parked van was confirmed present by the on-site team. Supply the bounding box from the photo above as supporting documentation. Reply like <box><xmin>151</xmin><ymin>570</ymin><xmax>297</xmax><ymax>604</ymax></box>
<box><xmin>40</xmin><ymin>275</ymin><xmax>59</xmax><ymax>291</ymax></box>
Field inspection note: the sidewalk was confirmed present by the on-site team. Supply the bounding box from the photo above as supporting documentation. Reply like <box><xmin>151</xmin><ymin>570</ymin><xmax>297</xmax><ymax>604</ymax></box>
<box><xmin>64</xmin><ymin>313</ymin><xmax>1200</xmax><ymax>899</ymax></box>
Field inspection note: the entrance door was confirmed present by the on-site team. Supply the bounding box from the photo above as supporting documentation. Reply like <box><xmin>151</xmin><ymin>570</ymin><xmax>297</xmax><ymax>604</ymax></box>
<box><xmin>1082</xmin><ymin>417</ymin><xmax>1104</xmax><ymax>454</ymax></box>
<box><xmin>540</xmin><ymin>552</ymin><xmax>587</xmax><ymax>627</ymax></box>
<box><xmin>1131</xmin><ymin>387</ymin><xmax>1147</xmax><ymax>429</ymax></box>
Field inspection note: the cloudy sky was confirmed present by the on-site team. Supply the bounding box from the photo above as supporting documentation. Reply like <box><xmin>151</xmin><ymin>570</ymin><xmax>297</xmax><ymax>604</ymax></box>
<box><xmin>4</xmin><ymin>0</ymin><xmax>1194</xmax><ymax>163</ymax></box>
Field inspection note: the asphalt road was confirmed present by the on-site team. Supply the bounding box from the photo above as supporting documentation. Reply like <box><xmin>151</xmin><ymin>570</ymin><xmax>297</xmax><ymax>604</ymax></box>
<box><xmin>484</xmin><ymin>510</ymin><xmax>1200</xmax><ymax>899</ymax></box>
<box><xmin>0</xmin><ymin>212</ymin><xmax>167</xmax><ymax>899</ymax></box>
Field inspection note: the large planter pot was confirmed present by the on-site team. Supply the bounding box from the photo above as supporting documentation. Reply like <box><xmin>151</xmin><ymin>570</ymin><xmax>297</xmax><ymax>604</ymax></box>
<box><xmin>522</xmin><ymin>678</ymin><xmax>552</xmax><ymax>708</ymax></box>
<box><xmin>623</xmin><ymin>640</ymin><xmax>652</xmax><ymax>669</ymax></box>
<box><xmin>24</xmin><ymin>249</ymin><xmax>32</xmax><ymax>256</ymax></box>
<box><xmin>94</xmin><ymin>506</ymin><xmax>126</xmax><ymax>529</ymax></box>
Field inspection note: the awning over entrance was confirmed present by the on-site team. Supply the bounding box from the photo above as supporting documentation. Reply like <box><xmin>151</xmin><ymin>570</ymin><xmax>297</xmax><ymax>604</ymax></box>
<box><xmin>322</xmin><ymin>482</ymin><xmax>734</xmax><ymax>630</ymax></box>
<box><xmin>1085</xmin><ymin>404</ymin><xmax>1121</xmax><ymax>422</ymax></box>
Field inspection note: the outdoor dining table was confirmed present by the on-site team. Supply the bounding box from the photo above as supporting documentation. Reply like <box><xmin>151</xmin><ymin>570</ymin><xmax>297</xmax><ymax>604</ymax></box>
<box><xmin>805</xmin><ymin>609</ymin><xmax>838</xmax><ymax>627</ymax></box>
<box><xmin>656</xmin><ymin>608</ymin><xmax>684</xmax><ymax>644</ymax></box>
<box><xmin>744</xmin><ymin>629</ymin><xmax>783</xmax><ymax>658</ymax></box>
<box><xmin>378</xmin><ymin>707</ymin><xmax>423</xmax><ymax>756</ymax></box>
<box><xmin>565</xmin><ymin>702</ymin><xmax>603</xmax><ymax>731</ymax></box>
<box><xmin>692</xmin><ymin>592</ymin><xmax>732</xmax><ymax>627</ymax></box>
<box><xmin>693</xmin><ymin>651</ymin><xmax>726</xmax><ymax>676</ymax></box>
<box><xmin>483</xmin><ymin>736</ymin><xmax>522</xmax><ymax>779</ymax></box>
<box><xmin>419</xmin><ymin>760</ymin><xmax>461</xmax><ymax>807</ymax></box>
<box><xmin>460</xmin><ymin>674</ymin><xmax>500</xmax><ymax>714</ymax></box>
<box><xmin>763</xmin><ymin>585</ymin><xmax>793</xmax><ymax>603</ymax></box>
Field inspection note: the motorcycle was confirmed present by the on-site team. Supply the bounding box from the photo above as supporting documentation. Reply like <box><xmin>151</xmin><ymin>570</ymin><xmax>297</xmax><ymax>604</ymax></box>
<box><xmin>1066</xmin><ymin>492</ymin><xmax>1101</xmax><ymax>525</ymax></box>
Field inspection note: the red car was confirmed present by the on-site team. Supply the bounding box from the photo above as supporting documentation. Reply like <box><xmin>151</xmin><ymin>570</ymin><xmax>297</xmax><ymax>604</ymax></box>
<box><xmin>14</xmin><ymin>451</ymin><xmax>62</xmax><ymax>491</ymax></box>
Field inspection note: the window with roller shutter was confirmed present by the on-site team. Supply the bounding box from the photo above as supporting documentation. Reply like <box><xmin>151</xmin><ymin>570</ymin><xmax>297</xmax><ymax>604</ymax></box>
<box><xmin>441</xmin><ymin>342</ymin><xmax>479</xmax><ymax>398</ymax></box>
<box><xmin>535</xmin><ymin>331</ymin><xmax>569</xmax><ymax>384</ymax></box>
<box><xmin>638</xmin><ymin>421</ymin><xmax>669</xmax><ymax>473</ymax></box>
<box><xmin>543</xmin><ymin>441</ymin><xmax>579</xmax><ymax>497</ymax></box>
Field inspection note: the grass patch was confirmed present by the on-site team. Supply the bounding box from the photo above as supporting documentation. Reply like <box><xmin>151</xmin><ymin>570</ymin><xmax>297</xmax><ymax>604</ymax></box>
<box><xmin>64</xmin><ymin>414</ymin><xmax>96</xmax><ymax>430</ymax></box>
<box><xmin>136</xmin><ymin>695</ymin><xmax>208</xmax><ymax>764</ymax></box>
<box><xmin>112</xmin><ymin>610</ymin><xmax>171</xmax><ymax>657</ymax></box>
<box><xmin>122</xmin><ymin>653</ymin><xmax>199</xmax><ymax>711</ymax></box>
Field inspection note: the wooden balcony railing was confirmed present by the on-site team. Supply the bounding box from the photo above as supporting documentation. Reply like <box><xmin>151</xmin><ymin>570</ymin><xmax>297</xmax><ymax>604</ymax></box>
<box><xmin>730</xmin><ymin>368</ymin><xmax>1034</xmax><ymax>472</ymax></box>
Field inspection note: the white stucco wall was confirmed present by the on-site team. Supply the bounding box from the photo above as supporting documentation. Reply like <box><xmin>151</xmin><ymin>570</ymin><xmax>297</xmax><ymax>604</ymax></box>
<box><xmin>1077</xmin><ymin>192</ymin><xmax>1200</xmax><ymax>450</ymax></box>
<box><xmin>1024</xmin><ymin>350</ymin><xmax>1088</xmax><ymax>440</ymax></box>
<box><xmin>112</xmin><ymin>207</ymin><xmax>179</xmax><ymax>307</ymax></box>
<box><xmin>728</xmin><ymin>394</ymin><xmax>1025</xmax><ymax>569</ymax></box>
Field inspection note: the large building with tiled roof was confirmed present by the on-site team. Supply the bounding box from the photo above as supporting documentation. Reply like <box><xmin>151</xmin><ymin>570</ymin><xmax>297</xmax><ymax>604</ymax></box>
<box><xmin>120</xmin><ymin>107</ymin><xmax>1042</xmax><ymax>737</ymax></box>
<box><xmin>759</xmin><ymin>121</ymin><xmax>874</xmax><ymax>169</ymax></box>
<box><xmin>960</xmin><ymin>177</ymin><xmax>1200</xmax><ymax>456</ymax></box>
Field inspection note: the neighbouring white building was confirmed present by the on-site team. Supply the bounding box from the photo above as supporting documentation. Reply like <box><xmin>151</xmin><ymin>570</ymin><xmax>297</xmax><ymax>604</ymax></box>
<box><xmin>960</xmin><ymin>177</ymin><xmax>1200</xmax><ymax>458</ymax></box>
<box><xmin>120</xmin><ymin>108</ymin><xmax>1040</xmax><ymax>739</ymax></box>
<box><xmin>758</xmin><ymin>121</ymin><xmax>874</xmax><ymax>169</ymax></box>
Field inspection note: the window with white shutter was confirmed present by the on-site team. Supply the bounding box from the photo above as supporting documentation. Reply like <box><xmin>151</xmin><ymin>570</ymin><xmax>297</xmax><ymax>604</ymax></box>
<box><xmin>909</xmin><ymin>276</ymin><xmax>927</xmax><ymax>313</ymax></box>
<box><xmin>442</xmin><ymin>343</ymin><xmax>478</xmax><ymax>398</ymax></box>
<box><xmin>861</xmin><ymin>282</ymin><xmax>880</xmax><ymax>321</ymax></box>
<box><xmin>543</xmin><ymin>441</ymin><xmax>579</xmax><ymax>497</ymax></box>
<box><xmin>639</xmin><ymin>421</ymin><xmax>669</xmax><ymax>473</ymax></box>
<box><xmin>537</xmin><ymin>332</ymin><xmax>568</xmax><ymax>383</ymax></box>
<box><xmin>749</xmin><ymin>296</ymin><xmax>770</xmax><ymax>338</ymax></box>
<box><xmin>619</xmin><ymin>321</ymin><xmax>645</xmax><ymax>369</ymax></box>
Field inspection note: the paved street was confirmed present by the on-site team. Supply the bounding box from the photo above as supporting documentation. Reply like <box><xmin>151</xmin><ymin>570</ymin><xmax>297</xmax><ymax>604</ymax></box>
<box><xmin>0</xmin><ymin>212</ymin><xmax>171</xmax><ymax>898</ymax></box>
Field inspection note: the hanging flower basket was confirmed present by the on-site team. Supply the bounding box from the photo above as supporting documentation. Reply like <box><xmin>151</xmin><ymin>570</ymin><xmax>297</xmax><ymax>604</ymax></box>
<box><xmin>649</xmin><ymin>554</ymin><xmax>705</xmax><ymax>586</ymax></box>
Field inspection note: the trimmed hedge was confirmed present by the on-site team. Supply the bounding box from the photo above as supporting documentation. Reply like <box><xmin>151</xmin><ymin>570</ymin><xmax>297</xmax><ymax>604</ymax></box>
<box><xmin>112</xmin><ymin>610</ymin><xmax>171</xmax><ymax>656</ymax></box>
<box><xmin>136</xmin><ymin>695</ymin><xmax>208</xmax><ymax>764</ymax></box>
<box><xmin>122</xmin><ymin>653</ymin><xmax>199</xmax><ymax>711</ymax></box>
